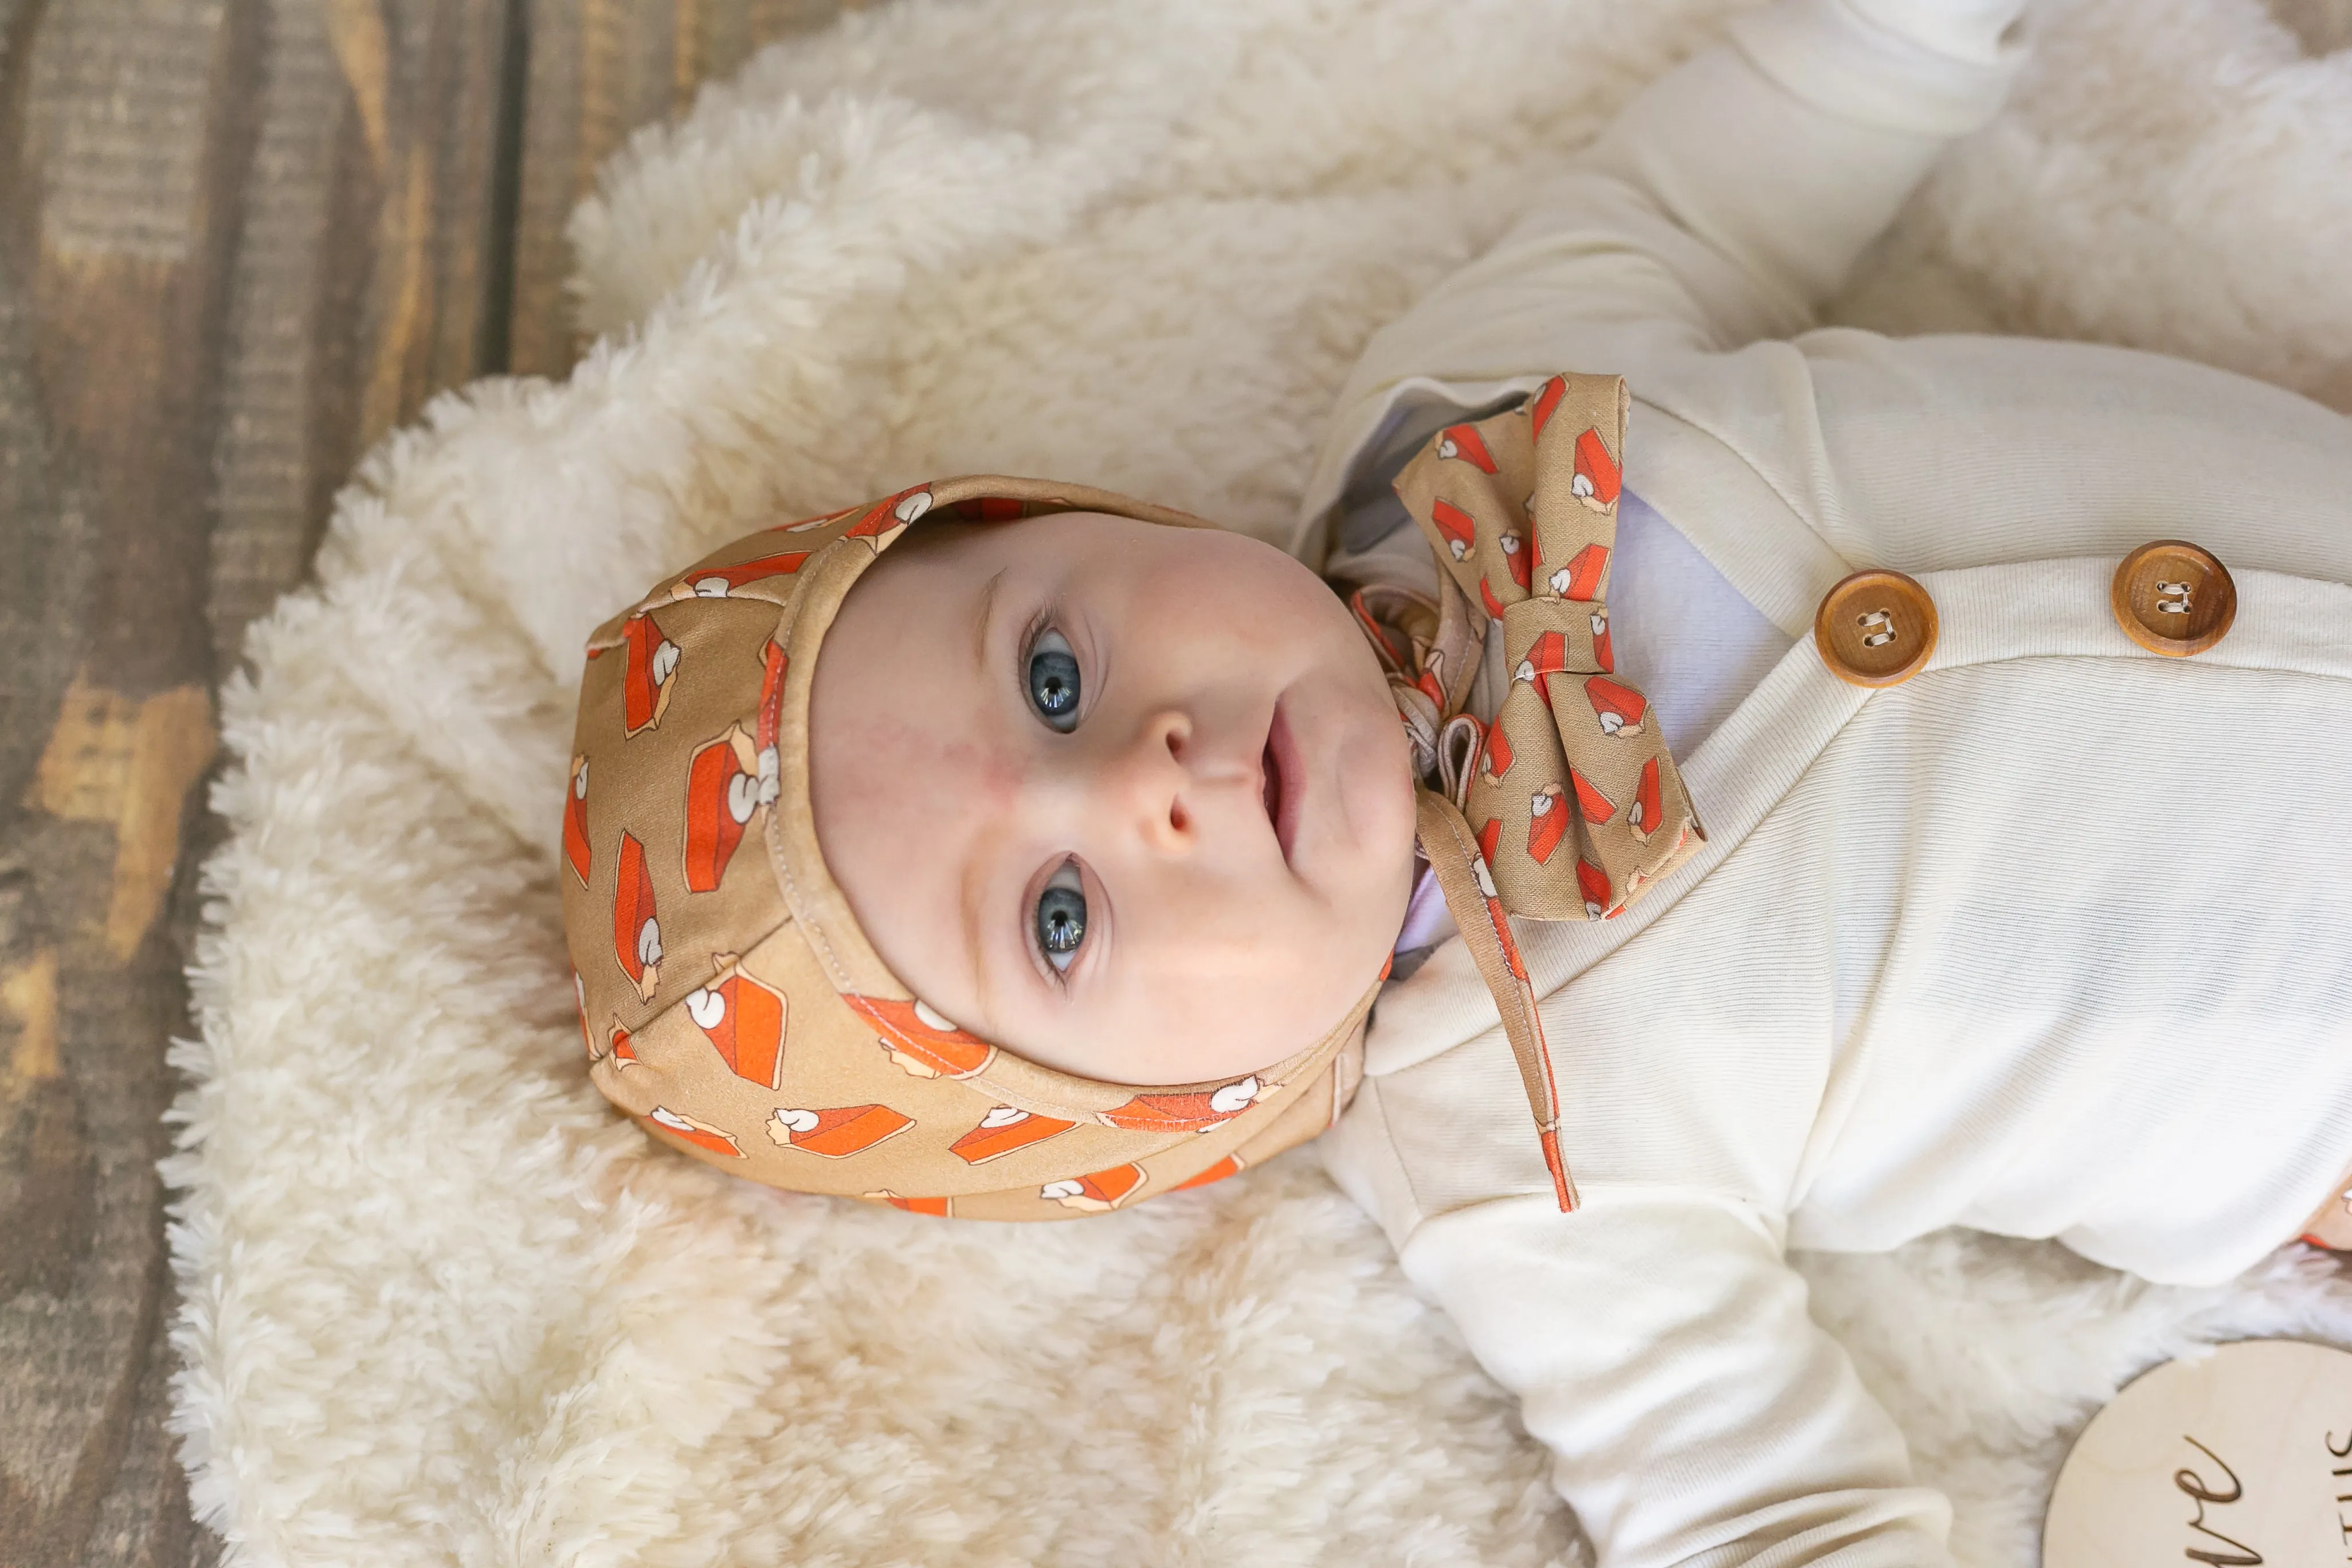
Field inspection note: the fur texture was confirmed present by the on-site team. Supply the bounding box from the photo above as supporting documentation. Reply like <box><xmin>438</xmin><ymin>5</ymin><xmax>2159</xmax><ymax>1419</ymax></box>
<box><xmin>163</xmin><ymin>0</ymin><xmax>2352</xmax><ymax>1562</ymax></box>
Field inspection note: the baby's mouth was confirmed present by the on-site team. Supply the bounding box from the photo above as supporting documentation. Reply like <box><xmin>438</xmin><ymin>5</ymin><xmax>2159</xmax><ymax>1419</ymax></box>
<box><xmin>1261</xmin><ymin>701</ymin><xmax>1302</xmax><ymax>869</ymax></box>
<box><xmin>1261</xmin><ymin>739</ymin><xmax>1281</xmax><ymax>834</ymax></box>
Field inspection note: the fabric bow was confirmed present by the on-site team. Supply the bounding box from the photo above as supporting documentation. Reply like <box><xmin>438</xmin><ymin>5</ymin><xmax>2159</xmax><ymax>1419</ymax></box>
<box><xmin>1361</xmin><ymin>372</ymin><xmax>1706</xmax><ymax>1210</ymax></box>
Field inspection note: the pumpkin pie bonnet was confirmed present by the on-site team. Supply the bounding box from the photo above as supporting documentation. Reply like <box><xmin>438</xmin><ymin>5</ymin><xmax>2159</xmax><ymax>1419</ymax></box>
<box><xmin>560</xmin><ymin>477</ymin><xmax>1374</xmax><ymax>1221</ymax></box>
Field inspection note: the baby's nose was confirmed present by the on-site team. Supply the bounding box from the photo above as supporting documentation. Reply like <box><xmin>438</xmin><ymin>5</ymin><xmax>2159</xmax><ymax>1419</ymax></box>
<box><xmin>1112</xmin><ymin>709</ymin><xmax>1194</xmax><ymax>853</ymax></box>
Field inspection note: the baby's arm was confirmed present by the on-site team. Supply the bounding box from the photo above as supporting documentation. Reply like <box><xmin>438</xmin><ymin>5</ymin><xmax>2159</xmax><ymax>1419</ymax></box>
<box><xmin>1293</xmin><ymin>0</ymin><xmax>2026</xmax><ymax>553</ymax></box>
<box><xmin>1304</xmin><ymin>0</ymin><xmax>2352</xmax><ymax>616</ymax></box>
<box><xmin>1549</xmin><ymin>0</ymin><xmax>2025</xmax><ymax>346</ymax></box>
<box><xmin>1327</xmin><ymin>1079</ymin><xmax>1957</xmax><ymax>1567</ymax></box>
<box><xmin>1402</xmin><ymin>1191</ymin><xmax>1950</xmax><ymax>1568</ymax></box>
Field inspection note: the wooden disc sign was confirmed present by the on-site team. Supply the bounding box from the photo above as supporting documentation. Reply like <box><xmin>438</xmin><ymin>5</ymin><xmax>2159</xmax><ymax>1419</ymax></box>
<box><xmin>2045</xmin><ymin>1340</ymin><xmax>2352</xmax><ymax>1568</ymax></box>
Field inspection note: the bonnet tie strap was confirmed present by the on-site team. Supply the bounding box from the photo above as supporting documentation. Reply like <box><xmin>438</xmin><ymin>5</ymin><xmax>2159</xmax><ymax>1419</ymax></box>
<box><xmin>1414</xmin><ymin>785</ymin><xmax>1581</xmax><ymax>1211</ymax></box>
<box><xmin>1369</xmin><ymin>373</ymin><xmax>1708</xmax><ymax>1212</ymax></box>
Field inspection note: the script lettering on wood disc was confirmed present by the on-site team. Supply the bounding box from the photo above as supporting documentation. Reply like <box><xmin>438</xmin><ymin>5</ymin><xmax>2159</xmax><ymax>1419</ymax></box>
<box><xmin>2045</xmin><ymin>1338</ymin><xmax>2352</xmax><ymax>1568</ymax></box>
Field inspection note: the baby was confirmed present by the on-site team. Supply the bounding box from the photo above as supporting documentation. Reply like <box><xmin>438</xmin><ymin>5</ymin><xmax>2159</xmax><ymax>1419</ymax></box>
<box><xmin>561</xmin><ymin>0</ymin><xmax>2352</xmax><ymax>1561</ymax></box>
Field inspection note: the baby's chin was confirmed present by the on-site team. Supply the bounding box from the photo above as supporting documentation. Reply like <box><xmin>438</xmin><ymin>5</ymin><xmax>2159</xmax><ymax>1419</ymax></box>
<box><xmin>1050</xmin><ymin>961</ymin><xmax>1384</xmax><ymax>1085</ymax></box>
<box><xmin>1329</xmin><ymin>697</ymin><xmax>1418</xmax><ymax>875</ymax></box>
<box><xmin>1289</xmin><ymin>650</ymin><xmax>1420</xmax><ymax>921</ymax></box>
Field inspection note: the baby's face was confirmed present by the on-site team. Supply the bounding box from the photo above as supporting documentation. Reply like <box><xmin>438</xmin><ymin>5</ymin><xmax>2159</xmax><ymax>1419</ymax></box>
<box><xmin>809</xmin><ymin>511</ymin><xmax>1416</xmax><ymax>1085</ymax></box>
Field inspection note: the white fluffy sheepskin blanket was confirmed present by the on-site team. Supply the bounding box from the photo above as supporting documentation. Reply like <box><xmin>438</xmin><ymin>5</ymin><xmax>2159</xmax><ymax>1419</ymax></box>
<box><xmin>164</xmin><ymin>1</ymin><xmax>2352</xmax><ymax>1563</ymax></box>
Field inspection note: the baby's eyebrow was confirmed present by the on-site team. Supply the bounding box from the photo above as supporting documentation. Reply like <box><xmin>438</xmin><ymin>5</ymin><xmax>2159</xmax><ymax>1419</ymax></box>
<box><xmin>959</xmin><ymin>830</ymin><xmax>995</xmax><ymax>1025</ymax></box>
<box><xmin>971</xmin><ymin>565</ymin><xmax>1006</xmax><ymax>671</ymax></box>
<box><xmin>961</xmin><ymin>566</ymin><xmax>1009</xmax><ymax>1020</ymax></box>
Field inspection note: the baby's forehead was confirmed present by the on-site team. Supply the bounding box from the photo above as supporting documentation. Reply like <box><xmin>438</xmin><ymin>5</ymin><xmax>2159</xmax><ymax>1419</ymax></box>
<box><xmin>872</xmin><ymin>507</ymin><xmax>1170</xmax><ymax>571</ymax></box>
<box><xmin>809</xmin><ymin>505</ymin><xmax>1225</xmax><ymax>857</ymax></box>
<box><xmin>836</xmin><ymin>509</ymin><xmax>1248</xmax><ymax>652</ymax></box>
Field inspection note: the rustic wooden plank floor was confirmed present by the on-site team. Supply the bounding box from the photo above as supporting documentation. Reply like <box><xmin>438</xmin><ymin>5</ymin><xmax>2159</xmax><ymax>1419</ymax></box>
<box><xmin>0</xmin><ymin>0</ymin><xmax>838</xmax><ymax>1560</ymax></box>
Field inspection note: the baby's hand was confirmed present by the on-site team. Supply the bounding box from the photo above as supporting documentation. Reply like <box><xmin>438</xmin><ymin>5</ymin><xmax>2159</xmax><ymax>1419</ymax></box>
<box><xmin>2300</xmin><ymin>1175</ymin><xmax>2352</xmax><ymax>1251</ymax></box>
<box><xmin>1844</xmin><ymin>0</ymin><xmax>2025</xmax><ymax>64</ymax></box>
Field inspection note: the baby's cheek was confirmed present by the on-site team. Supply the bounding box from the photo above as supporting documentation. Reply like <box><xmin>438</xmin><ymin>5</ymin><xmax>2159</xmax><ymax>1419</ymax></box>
<box><xmin>1333</xmin><ymin>730</ymin><xmax>1419</xmax><ymax>883</ymax></box>
<box><xmin>1265</xmin><ymin>891</ymin><xmax>1387</xmax><ymax>1044</ymax></box>
<box><xmin>1126</xmin><ymin>904</ymin><xmax>1350</xmax><ymax>1081</ymax></box>
<box><xmin>935</xmin><ymin>731</ymin><xmax>1022</xmax><ymax>812</ymax></box>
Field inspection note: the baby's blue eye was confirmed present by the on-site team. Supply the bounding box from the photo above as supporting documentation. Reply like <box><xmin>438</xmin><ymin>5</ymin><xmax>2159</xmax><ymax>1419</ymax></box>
<box><xmin>1036</xmin><ymin>862</ymin><xmax>1087</xmax><ymax>973</ymax></box>
<box><xmin>1026</xmin><ymin>628</ymin><xmax>1081</xmax><ymax>732</ymax></box>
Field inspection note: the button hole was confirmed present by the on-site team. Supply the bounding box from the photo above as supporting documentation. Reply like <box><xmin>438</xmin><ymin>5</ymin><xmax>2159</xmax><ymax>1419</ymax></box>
<box><xmin>1856</xmin><ymin>607</ymin><xmax>1898</xmax><ymax>648</ymax></box>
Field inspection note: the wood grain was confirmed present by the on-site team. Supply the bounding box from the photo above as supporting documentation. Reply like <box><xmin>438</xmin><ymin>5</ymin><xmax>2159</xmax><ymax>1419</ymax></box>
<box><xmin>508</xmin><ymin>0</ymin><xmax>846</xmax><ymax>377</ymax></box>
<box><xmin>0</xmin><ymin>0</ymin><xmax>518</xmax><ymax>1558</ymax></box>
<box><xmin>0</xmin><ymin>0</ymin><xmax>257</xmax><ymax>1545</ymax></box>
<box><xmin>1</xmin><ymin>0</ymin><xmax>850</xmax><ymax>1557</ymax></box>
<box><xmin>207</xmin><ymin>0</ymin><xmax>523</xmax><ymax>673</ymax></box>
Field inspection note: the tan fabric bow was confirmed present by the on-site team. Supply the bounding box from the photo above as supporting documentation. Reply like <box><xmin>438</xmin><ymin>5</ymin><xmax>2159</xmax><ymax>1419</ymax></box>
<box><xmin>1362</xmin><ymin>373</ymin><xmax>1706</xmax><ymax>1211</ymax></box>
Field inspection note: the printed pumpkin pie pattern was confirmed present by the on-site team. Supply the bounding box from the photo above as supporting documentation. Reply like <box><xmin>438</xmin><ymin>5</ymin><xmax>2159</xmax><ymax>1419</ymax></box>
<box><xmin>851</xmin><ymin>994</ymin><xmax>998</xmax><ymax>1080</ymax></box>
<box><xmin>644</xmin><ymin>1106</ymin><xmax>742</xmax><ymax>1159</ymax></box>
<box><xmin>667</xmin><ymin>548</ymin><xmax>812</xmax><ymax>600</ymax></box>
<box><xmin>604</xmin><ymin>610</ymin><xmax>680</xmax><ymax>736</ymax></box>
<box><xmin>1390</xmin><ymin>371</ymin><xmax>1705</xmax><ymax>926</ymax></box>
<box><xmin>767</xmin><ymin>1103</ymin><xmax>912</xmax><ymax>1157</ymax></box>
<box><xmin>562</xmin><ymin>476</ymin><xmax>1375</xmax><ymax>1222</ymax></box>
<box><xmin>1097</xmin><ymin>1076</ymin><xmax>1273</xmax><ymax>1133</ymax></box>
<box><xmin>1042</xmin><ymin>1163</ymin><xmax>1147</xmax><ymax>1213</ymax></box>
<box><xmin>951</xmin><ymin>1106</ymin><xmax>1077</xmax><ymax>1164</ymax></box>
<box><xmin>612</xmin><ymin>831</ymin><xmax>661</xmax><ymax>1001</ymax></box>
<box><xmin>685</xmin><ymin>956</ymin><xmax>788</xmax><ymax>1091</ymax></box>
<box><xmin>564</xmin><ymin>757</ymin><xmax>592</xmax><ymax>885</ymax></box>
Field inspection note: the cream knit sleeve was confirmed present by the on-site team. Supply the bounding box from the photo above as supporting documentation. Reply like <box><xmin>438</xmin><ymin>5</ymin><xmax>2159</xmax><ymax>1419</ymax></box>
<box><xmin>1394</xmin><ymin>1190</ymin><xmax>1954</xmax><ymax>1568</ymax></box>
<box><xmin>1324</xmin><ymin>1048</ymin><xmax>1960</xmax><ymax>1567</ymax></box>
<box><xmin>1290</xmin><ymin>0</ymin><xmax>2027</xmax><ymax>559</ymax></box>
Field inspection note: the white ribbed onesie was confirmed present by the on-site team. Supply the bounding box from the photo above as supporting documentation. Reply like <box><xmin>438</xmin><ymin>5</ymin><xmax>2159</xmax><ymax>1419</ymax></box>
<box><xmin>1300</xmin><ymin>2</ymin><xmax>2352</xmax><ymax>1563</ymax></box>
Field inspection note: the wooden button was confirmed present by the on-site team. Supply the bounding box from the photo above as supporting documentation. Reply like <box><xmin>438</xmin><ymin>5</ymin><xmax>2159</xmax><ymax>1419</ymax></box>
<box><xmin>2111</xmin><ymin>539</ymin><xmax>2235</xmax><ymax>657</ymax></box>
<box><xmin>1813</xmin><ymin>569</ymin><xmax>1938</xmax><ymax>688</ymax></box>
